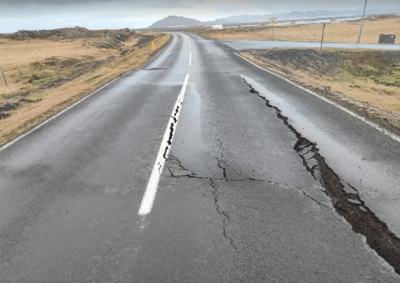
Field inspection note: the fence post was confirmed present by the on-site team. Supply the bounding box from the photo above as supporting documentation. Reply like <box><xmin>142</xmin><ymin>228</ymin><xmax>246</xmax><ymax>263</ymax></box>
<box><xmin>0</xmin><ymin>68</ymin><xmax>8</xmax><ymax>86</ymax></box>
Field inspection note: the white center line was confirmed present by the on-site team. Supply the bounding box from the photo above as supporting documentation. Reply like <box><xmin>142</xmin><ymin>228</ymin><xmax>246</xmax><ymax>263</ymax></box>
<box><xmin>189</xmin><ymin>51</ymin><xmax>192</xmax><ymax>66</ymax></box>
<box><xmin>138</xmin><ymin>74</ymin><xmax>190</xmax><ymax>216</ymax></box>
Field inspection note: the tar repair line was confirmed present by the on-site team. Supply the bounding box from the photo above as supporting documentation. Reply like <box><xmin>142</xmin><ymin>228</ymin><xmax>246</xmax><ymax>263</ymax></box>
<box><xmin>235</xmin><ymin>52</ymin><xmax>400</xmax><ymax>144</ymax></box>
<box><xmin>138</xmin><ymin>74</ymin><xmax>190</xmax><ymax>216</ymax></box>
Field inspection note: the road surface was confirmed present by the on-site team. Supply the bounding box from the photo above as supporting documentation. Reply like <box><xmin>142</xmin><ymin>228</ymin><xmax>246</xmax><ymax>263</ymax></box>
<box><xmin>220</xmin><ymin>39</ymin><xmax>400</xmax><ymax>51</ymax></box>
<box><xmin>0</xmin><ymin>33</ymin><xmax>399</xmax><ymax>282</ymax></box>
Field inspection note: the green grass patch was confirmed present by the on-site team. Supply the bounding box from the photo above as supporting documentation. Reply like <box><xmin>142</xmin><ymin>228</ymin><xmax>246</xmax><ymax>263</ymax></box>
<box><xmin>322</xmin><ymin>49</ymin><xmax>400</xmax><ymax>87</ymax></box>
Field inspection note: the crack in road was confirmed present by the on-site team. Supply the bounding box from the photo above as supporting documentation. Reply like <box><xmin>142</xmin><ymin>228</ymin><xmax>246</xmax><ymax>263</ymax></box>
<box><xmin>240</xmin><ymin>75</ymin><xmax>400</xmax><ymax>275</ymax></box>
<box><xmin>163</xmin><ymin>154</ymin><xmax>260</xmax><ymax>256</ymax></box>
<box><xmin>295</xmin><ymin>187</ymin><xmax>332</xmax><ymax>210</ymax></box>
<box><xmin>210</xmin><ymin>178</ymin><xmax>239</xmax><ymax>256</ymax></box>
<box><xmin>216</xmin><ymin>157</ymin><xmax>230</xmax><ymax>181</ymax></box>
<box><xmin>163</xmin><ymin>153</ymin><xmax>342</xmax><ymax>262</ymax></box>
<box><xmin>168</xmin><ymin>155</ymin><xmax>197</xmax><ymax>177</ymax></box>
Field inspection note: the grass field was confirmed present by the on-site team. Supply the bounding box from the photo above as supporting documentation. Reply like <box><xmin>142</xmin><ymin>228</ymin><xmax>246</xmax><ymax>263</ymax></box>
<box><xmin>0</xmin><ymin>37</ymin><xmax>139</xmax><ymax>95</ymax></box>
<box><xmin>192</xmin><ymin>15</ymin><xmax>399</xmax><ymax>44</ymax></box>
<box><xmin>0</xmin><ymin>33</ymin><xmax>170</xmax><ymax>147</ymax></box>
<box><xmin>241</xmin><ymin>48</ymin><xmax>400</xmax><ymax>131</ymax></box>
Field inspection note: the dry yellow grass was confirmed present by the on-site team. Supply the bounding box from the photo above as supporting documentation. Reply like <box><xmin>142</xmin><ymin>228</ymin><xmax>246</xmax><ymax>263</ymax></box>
<box><xmin>0</xmin><ymin>33</ymin><xmax>170</xmax><ymax>147</ymax></box>
<box><xmin>0</xmin><ymin>37</ymin><xmax>139</xmax><ymax>94</ymax></box>
<box><xmin>194</xmin><ymin>16</ymin><xmax>399</xmax><ymax>44</ymax></box>
<box><xmin>240</xmin><ymin>51</ymin><xmax>400</xmax><ymax>129</ymax></box>
<box><xmin>241</xmin><ymin>51</ymin><xmax>399</xmax><ymax>113</ymax></box>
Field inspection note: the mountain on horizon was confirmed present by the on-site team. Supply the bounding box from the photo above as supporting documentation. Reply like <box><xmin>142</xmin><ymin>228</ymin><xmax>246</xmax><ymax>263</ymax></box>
<box><xmin>148</xmin><ymin>16</ymin><xmax>203</xmax><ymax>28</ymax></box>
<box><xmin>148</xmin><ymin>8</ymin><xmax>395</xmax><ymax>28</ymax></box>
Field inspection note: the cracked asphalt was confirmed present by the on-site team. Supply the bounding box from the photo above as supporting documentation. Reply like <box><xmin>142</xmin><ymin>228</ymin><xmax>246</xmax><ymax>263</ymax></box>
<box><xmin>0</xmin><ymin>33</ymin><xmax>400</xmax><ymax>282</ymax></box>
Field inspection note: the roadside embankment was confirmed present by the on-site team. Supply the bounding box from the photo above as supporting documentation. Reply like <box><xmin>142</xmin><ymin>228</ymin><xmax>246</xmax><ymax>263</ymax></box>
<box><xmin>240</xmin><ymin>48</ymin><xmax>400</xmax><ymax>135</ymax></box>
<box><xmin>0</xmin><ymin>30</ymin><xmax>171</xmax><ymax>147</ymax></box>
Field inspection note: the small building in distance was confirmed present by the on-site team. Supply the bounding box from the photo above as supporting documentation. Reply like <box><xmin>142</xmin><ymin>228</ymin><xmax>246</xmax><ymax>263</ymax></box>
<box><xmin>379</xmin><ymin>34</ymin><xmax>396</xmax><ymax>44</ymax></box>
<box><xmin>212</xmin><ymin>25</ymin><xmax>223</xmax><ymax>29</ymax></box>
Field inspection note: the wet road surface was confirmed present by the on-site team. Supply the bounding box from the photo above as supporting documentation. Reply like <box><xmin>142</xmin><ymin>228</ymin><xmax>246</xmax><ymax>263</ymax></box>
<box><xmin>0</xmin><ymin>33</ymin><xmax>399</xmax><ymax>282</ymax></box>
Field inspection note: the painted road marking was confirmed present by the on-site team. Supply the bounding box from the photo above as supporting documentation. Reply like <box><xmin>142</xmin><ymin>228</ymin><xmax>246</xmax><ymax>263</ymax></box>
<box><xmin>189</xmin><ymin>51</ymin><xmax>192</xmax><ymax>66</ymax></box>
<box><xmin>138</xmin><ymin>74</ymin><xmax>190</xmax><ymax>216</ymax></box>
<box><xmin>235</xmin><ymin>52</ymin><xmax>400</xmax><ymax>144</ymax></box>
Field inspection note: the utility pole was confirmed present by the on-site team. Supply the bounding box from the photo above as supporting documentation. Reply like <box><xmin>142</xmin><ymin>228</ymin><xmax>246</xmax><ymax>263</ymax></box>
<box><xmin>271</xmin><ymin>20</ymin><xmax>275</xmax><ymax>40</ymax></box>
<box><xmin>320</xmin><ymin>23</ymin><xmax>326</xmax><ymax>50</ymax></box>
<box><xmin>356</xmin><ymin>0</ymin><xmax>368</xmax><ymax>44</ymax></box>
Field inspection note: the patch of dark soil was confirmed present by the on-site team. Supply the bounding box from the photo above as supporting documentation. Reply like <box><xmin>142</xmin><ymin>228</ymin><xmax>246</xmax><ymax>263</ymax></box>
<box><xmin>95</xmin><ymin>30</ymin><xmax>138</xmax><ymax>50</ymax></box>
<box><xmin>39</xmin><ymin>59</ymin><xmax>108</xmax><ymax>90</ymax></box>
<box><xmin>0</xmin><ymin>112</ymin><xmax>10</xmax><ymax>119</ymax></box>
<box><xmin>258</xmin><ymin>48</ymin><xmax>342</xmax><ymax>74</ymax></box>
<box><xmin>28</xmin><ymin>74</ymin><xmax>39</xmax><ymax>83</ymax></box>
<box><xmin>1</xmin><ymin>27</ymin><xmax>135</xmax><ymax>41</ymax></box>
<box><xmin>0</xmin><ymin>103</ymin><xmax>19</xmax><ymax>112</ymax></box>
<box><xmin>256</xmin><ymin>49</ymin><xmax>400</xmax><ymax>78</ymax></box>
<box><xmin>19</xmin><ymin>92</ymin><xmax>31</xmax><ymax>97</ymax></box>
<box><xmin>31</xmin><ymin>58</ymin><xmax>80</xmax><ymax>70</ymax></box>
<box><xmin>120</xmin><ymin>49</ymin><xmax>130</xmax><ymax>56</ymax></box>
<box><xmin>19</xmin><ymin>98</ymin><xmax>37</xmax><ymax>103</ymax></box>
<box><xmin>0</xmin><ymin>103</ymin><xmax>19</xmax><ymax>120</ymax></box>
<box><xmin>135</xmin><ymin>35</ymin><xmax>154</xmax><ymax>46</ymax></box>
<box><xmin>96</xmin><ymin>40</ymin><xmax>120</xmax><ymax>49</ymax></box>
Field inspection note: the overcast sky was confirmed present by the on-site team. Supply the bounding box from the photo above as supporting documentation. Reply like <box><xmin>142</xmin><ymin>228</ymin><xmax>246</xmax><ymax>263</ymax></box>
<box><xmin>0</xmin><ymin>0</ymin><xmax>398</xmax><ymax>33</ymax></box>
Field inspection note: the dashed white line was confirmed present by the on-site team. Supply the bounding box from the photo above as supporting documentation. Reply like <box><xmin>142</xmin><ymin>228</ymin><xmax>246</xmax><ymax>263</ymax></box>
<box><xmin>235</xmin><ymin>52</ymin><xmax>400</xmax><ymax>144</ymax></box>
<box><xmin>189</xmin><ymin>51</ymin><xmax>192</xmax><ymax>66</ymax></box>
<box><xmin>138</xmin><ymin>74</ymin><xmax>190</xmax><ymax>216</ymax></box>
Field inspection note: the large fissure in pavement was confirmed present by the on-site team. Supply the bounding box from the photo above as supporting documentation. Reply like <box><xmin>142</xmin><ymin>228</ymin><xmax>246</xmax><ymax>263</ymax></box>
<box><xmin>240</xmin><ymin>76</ymin><xmax>400</xmax><ymax>274</ymax></box>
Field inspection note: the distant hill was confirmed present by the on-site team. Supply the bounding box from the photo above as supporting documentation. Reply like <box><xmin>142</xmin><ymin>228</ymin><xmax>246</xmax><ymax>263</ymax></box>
<box><xmin>148</xmin><ymin>16</ymin><xmax>203</xmax><ymax>28</ymax></box>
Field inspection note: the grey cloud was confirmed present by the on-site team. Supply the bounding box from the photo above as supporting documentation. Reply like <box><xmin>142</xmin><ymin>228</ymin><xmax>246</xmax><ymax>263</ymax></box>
<box><xmin>2</xmin><ymin>0</ymin><xmax>397</xmax><ymax>10</ymax></box>
<box><xmin>2</xmin><ymin>0</ymin><xmax>192</xmax><ymax>8</ymax></box>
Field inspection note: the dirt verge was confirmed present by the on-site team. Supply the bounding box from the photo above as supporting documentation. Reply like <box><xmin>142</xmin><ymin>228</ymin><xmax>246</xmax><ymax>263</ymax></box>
<box><xmin>240</xmin><ymin>49</ymin><xmax>400</xmax><ymax>137</ymax></box>
<box><xmin>0</xmin><ymin>33</ymin><xmax>171</xmax><ymax>147</ymax></box>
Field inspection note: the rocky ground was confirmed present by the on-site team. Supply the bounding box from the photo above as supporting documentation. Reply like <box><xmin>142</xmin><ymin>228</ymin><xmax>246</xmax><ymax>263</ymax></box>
<box><xmin>0</xmin><ymin>26</ymin><xmax>128</xmax><ymax>40</ymax></box>
<box><xmin>0</xmin><ymin>26</ymin><xmax>153</xmax><ymax>55</ymax></box>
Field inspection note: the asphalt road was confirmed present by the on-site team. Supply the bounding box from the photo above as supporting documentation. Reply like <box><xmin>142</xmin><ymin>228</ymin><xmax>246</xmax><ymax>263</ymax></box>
<box><xmin>220</xmin><ymin>39</ymin><xmax>400</xmax><ymax>51</ymax></box>
<box><xmin>0</xmin><ymin>33</ymin><xmax>399</xmax><ymax>282</ymax></box>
